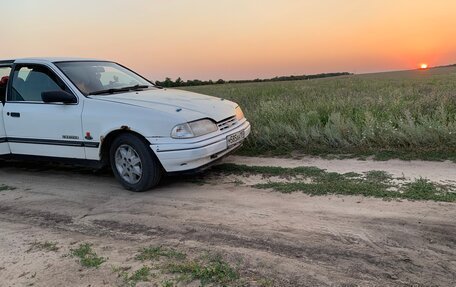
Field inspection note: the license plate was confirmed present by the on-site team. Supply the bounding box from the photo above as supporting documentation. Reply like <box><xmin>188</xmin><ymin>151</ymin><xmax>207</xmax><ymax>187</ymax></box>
<box><xmin>227</xmin><ymin>130</ymin><xmax>245</xmax><ymax>147</ymax></box>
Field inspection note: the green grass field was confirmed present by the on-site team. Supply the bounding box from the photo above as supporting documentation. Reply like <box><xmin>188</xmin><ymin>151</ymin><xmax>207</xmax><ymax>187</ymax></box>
<box><xmin>181</xmin><ymin>66</ymin><xmax>456</xmax><ymax>160</ymax></box>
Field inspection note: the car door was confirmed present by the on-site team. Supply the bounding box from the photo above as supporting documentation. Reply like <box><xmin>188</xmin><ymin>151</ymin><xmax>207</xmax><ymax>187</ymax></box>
<box><xmin>3</xmin><ymin>63</ymin><xmax>85</xmax><ymax>159</ymax></box>
<box><xmin>0</xmin><ymin>64</ymin><xmax>12</xmax><ymax>155</ymax></box>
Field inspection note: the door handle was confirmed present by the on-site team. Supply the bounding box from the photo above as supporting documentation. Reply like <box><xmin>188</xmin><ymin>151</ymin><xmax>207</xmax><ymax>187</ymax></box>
<box><xmin>8</xmin><ymin>112</ymin><xmax>20</xmax><ymax>118</ymax></box>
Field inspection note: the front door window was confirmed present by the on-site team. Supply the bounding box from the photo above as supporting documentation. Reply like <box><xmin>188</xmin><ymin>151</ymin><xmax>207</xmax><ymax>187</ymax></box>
<box><xmin>9</xmin><ymin>65</ymin><xmax>69</xmax><ymax>102</ymax></box>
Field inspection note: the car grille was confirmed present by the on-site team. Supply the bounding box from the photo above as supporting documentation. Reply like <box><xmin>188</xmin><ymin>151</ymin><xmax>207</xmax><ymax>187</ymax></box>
<box><xmin>218</xmin><ymin>116</ymin><xmax>237</xmax><ymax>131</ymax></box>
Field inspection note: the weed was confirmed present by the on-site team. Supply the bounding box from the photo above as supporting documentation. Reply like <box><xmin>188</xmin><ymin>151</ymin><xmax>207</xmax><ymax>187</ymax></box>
<box><xmin>129</xmin><ymin>266</ymin><xmax>151</xmax><ymax>284</ymax></box>
<box><xmin>343</xmin><ymin>172</ymin><xmax>362</xmax><ymax>178</ymax></box>
<box><xmin>116</xmin><ymin>265</ymin><xmax>152</xmax><ymax>287</ymax></box>
<box><xmin>217</xmin><ymin>163</ymin><xmax>456</xmax><ymax>202</ymax></box>
<box><xmin>70</xmin><ymin>243</ymin><xmax>106</xmax><ymax>268</ymax></box>
<box><xmin>258</xmin><ymin>278</ymin><xmax>275</xmax><ymax>287</ymax></box>
<box><xmin>111</xmin><ymin>265</ymin><xmax>132</xmax><ymax>273</ymax></box>
<box><xmin>402</xmin><ymin>178</ymin><xmax>455</xmax><ymax>201</ymax></box>
<box><xmin>255</xmin><ymin>180</ymin><xmax>391</xmax><ymax>197</ymax></box>
<box><xmin>364</xmin><ymin>170</ymin><xmax>393</xmax><ymax>183</ymax></box>
<box><xmin>135</xmin><ymin>246</ymin><xmax>186</xmax><ymax>261</ymax></box>
<box><xmin>161</xmin><ymin>279</ymin><xmax>176</xmax><ymax>287</ymax></box>
<box><xmin>167</xmin><ymin>254</ymin><xmax>239</xmax><ymax>286</ymax></box>
<box><xmin>255</xmin><ymin>174</ymin><xmax>455</xmax><ymax>202</ymax></box>
<box><xmin>0</xmin><ymin>184</ymin><xmax>16</xmax><ymax>191</ymax></box>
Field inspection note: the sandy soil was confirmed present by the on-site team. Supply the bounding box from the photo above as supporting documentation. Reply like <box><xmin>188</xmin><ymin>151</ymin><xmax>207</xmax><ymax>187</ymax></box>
<box><xmin>0</xmin><ymin>157</ymin><xmax>454</xmax><ymax>287</ymax></box>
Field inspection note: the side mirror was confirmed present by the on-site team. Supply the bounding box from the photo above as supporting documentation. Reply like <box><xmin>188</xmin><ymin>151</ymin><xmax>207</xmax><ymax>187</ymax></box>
<box><xmin>41</xmin><ymin>91</ymin><xmax>77</xmax><ymax>104</ymax></box>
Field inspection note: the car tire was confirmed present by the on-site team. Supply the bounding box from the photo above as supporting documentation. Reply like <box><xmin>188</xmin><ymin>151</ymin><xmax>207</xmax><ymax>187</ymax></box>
<box><xmin>109</xmin><ymin>133</ymin><xmax>162</xmax><ymax>192</ymax></box>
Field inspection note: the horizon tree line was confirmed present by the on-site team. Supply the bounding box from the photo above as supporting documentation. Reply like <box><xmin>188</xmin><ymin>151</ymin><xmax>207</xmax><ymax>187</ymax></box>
<box><xmin>154</xmin><ymin>72</ymin><xmax>353</xmax><ymax>87</ymax></box>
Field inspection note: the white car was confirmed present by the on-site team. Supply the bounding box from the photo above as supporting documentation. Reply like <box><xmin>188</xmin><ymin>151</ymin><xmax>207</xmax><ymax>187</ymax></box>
<box><xmin>0</xmin><ymin>58</ymin><xmax>250</xmax><ymax>191</ymax></box>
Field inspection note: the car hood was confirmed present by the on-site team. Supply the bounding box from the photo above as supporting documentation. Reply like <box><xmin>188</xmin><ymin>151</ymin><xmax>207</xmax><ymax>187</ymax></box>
<box><xmin>90</xmin><ymin>88</ymin><xmax>237</xmax><ymax>122</ymax></box>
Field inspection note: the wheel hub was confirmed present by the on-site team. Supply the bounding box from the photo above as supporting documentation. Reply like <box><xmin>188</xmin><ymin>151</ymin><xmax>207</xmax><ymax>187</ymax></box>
<box><xmin>114</xmin><ymin>144</ymin><xmax>143</xmax><ymax>184</ymax></box>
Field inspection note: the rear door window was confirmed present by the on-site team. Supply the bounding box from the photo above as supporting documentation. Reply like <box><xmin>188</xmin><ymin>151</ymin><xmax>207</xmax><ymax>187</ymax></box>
<box><xmin>0</xmin><ymin>66</ymin><xmax>10</xmax><ymax>78</ymax></box>
<box><xmin>9</xmin><ymin>65</ymin><xmax>69</xmax><ymax>102</ymax></box>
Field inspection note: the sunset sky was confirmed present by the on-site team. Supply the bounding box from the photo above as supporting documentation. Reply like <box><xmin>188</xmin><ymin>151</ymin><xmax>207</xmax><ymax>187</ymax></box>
<box><xmin>2</xmin><ymin>0</ymin><xmax>456</xmax><ymax>80</ymax></box>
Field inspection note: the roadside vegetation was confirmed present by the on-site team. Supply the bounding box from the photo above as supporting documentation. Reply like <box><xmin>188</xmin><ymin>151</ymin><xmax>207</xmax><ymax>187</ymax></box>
<box><xmin>182</xmin><ymin>67</ymin><xmax>456</xmax><ymax>161</ymax></box>
<box><xmin>111</xmin><ymin>246</ymin><xmax>245</xmax><ymax>287</ymax></box>
<box><xmin>0</xmin><ymin>184</ymin><xmax>16</xmax><ymax>191</ymax></box>
<box><xmin>135</xmin><ymin>246</ymin><xmax>186</xmax><ymax>261</ymax></box>
<box><xmin>166</xmin><ymin>253</ymin><xmax>240</xmax><ymax>286</ymax></box>
<box><xmin>113</xmin><ymin>265</ymin><xmax>153</xmax><ymax>287</ymax></box>
<box><xmin>69</xmin><ymin>243</ymin><xmax>107</xmax><ymax>268</ymax></box>
<box><xmin>212</xmin><ymin>163</ymin><xmax>456</xmax><ymax>202</ymax></box>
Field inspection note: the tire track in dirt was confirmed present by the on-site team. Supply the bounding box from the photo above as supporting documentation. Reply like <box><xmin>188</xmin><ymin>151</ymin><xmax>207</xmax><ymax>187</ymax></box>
<box><xmin>0</xmin><ymin>199</ymin><xmax>454</xmax><ymax>286</ymax></box>
<box><xmin>0</xmin><ymin>159</ymin><xmax>454</xmax><ymax>286</ymax></box>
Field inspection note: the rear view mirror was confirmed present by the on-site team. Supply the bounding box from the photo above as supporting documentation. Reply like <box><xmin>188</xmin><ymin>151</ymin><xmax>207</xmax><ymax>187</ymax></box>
<box><xmin>92</xmin><ymin>66</ymin><xmax>105</xmax><ymax>73</ymax></box>
<box><xmin>41</xmin><ymin>91</ymin><xmax>77</xmax><ymax>104</ymax></box>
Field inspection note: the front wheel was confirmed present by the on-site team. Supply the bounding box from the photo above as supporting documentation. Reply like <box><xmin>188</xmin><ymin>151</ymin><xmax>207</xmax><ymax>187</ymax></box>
<box><xmin>109</xmin><ymin>133</ymin><xmax>162</xmax><ymax>192</ymax></box>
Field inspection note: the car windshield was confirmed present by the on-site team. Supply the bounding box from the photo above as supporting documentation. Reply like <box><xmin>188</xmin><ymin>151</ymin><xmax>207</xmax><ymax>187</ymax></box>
<box><xmin>55</xmin><ymin>61</ymin><xmax>153</xmax><ymax>96</ymax></box>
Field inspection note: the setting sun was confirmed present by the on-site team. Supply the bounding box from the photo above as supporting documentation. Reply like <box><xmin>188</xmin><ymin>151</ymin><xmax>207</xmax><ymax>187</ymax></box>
<box><xmin>420</xmin><ymin>64</ymin><xmax>429</xmax><ymax>69</ymax></box>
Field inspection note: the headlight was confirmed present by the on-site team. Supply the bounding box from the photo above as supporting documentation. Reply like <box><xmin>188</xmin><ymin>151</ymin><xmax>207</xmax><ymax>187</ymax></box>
<box><xmin>171</xmin><ymin>119</ymin><xmax>218</xmax><ymax>138</ymax></box>
<box><xmin>189</xmin><ymin>119</ymin><xmax>218</xmax><ymax>136</ymax></box>
<box><xmin>235</xmin><ymin>106</ymin><xmax>244</xmax><ymax>120</ymax></box>
<box><xmin>171</xmin><ymin>123</ymin><xmax>193</xmax><ymax>138</ymax></box>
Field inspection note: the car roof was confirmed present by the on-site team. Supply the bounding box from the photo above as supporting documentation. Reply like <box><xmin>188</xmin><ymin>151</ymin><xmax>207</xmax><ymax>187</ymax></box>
<box><xmin>0</xmin><ymin>60</ymin><xmax>14</xmax><ymax>65</ymax></box>
<box><xmin>1</xmin><ymin>57</ymin><xmax>108</xmax><ymax>64</ymax></box>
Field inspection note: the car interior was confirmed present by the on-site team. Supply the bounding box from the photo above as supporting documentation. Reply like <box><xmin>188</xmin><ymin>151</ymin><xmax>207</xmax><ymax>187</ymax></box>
<box><xmin>63</xmin><ymin>65</ymin><xmax>104</xmax><ymax>94</ymax></box>
<box><xmin>10</xmin><ymin>66</ymin><xmax>66</xmax><ymax>102</ymax></box>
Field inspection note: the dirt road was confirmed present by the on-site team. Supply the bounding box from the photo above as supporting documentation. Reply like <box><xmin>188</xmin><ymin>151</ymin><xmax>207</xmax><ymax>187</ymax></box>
<box><xmin>0</xmin><ymin>157</ymin><xmax>454</xmax><ymax>286</ymax></box>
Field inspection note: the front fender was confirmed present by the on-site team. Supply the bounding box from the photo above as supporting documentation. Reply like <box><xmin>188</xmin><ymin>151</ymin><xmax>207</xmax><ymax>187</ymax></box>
<box><xmin>82</xmin><ymin>98</ymin><xmax>184</xmax><ymax>160</ymax></box>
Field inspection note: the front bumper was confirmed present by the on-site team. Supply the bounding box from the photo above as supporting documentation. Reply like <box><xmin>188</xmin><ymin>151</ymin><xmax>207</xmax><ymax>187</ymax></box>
<box><xmin>149</xmin><ymin>120</ymin><xmax>251</xmax><ymax>172</ymax></box>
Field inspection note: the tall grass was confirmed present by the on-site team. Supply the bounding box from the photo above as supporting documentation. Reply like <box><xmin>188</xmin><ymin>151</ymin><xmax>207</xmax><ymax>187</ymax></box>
<box><xmin>181</xmin><ymin>68</ymin><xmax>456</xmax><ymax>158</ymax></box>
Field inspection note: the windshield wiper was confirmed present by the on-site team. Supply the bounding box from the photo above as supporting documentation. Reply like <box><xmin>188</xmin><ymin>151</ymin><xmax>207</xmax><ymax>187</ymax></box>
<box><xmin>88</xmin><ymin>84</ymin><xmax>149</xmax><ymax>96</ymax></box>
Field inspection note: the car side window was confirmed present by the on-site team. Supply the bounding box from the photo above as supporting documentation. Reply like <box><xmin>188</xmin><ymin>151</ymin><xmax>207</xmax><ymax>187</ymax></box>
<box><xmin>9</xmin><ymin>65</ymin><xmax>69</xmax><ymax>102</ymax></box>
<box><xmin>0</xmin><ymin>66</ymin><xmax>10</xmax><ymax>78</ymax></box>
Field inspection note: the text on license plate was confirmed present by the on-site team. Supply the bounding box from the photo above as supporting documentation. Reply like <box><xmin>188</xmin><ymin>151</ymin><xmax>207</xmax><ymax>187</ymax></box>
<box><xmin>226</xmin><ymin>130</ymin><xmax>245</xmax><ymax>147</ymax></box>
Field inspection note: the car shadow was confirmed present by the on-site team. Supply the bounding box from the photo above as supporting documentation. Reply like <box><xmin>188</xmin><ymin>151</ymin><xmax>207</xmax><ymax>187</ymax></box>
<box><xmin>0</xmin><ymin>158</ymin><xmax>214</xmax><ymax>190</ymax></box>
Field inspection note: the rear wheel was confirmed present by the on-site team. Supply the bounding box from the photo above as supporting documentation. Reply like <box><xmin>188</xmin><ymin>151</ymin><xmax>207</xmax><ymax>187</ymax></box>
<box><xmin>109</xmin><ymin>133</ymin><xmax>162</xmax><ymax>192</ymax></box>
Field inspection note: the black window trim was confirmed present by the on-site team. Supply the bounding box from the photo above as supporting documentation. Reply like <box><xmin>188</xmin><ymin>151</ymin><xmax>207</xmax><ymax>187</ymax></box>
<box><xmin>7</xmin><ymin>63</ymin><xmax>79</xmax><ymax>105</ymax></box>
<box><xmin>0</xmin><ymin>64</ymin><xmax>12</xmax><ymax>105</ymax></box>
<box><xmin>53</xmin><ymin>60</ymin><xmax>157</xmax><ymax>97</ymax></box>
<box><xmin>0</xmin><ymin>60</ymin><xmax>14</xmax><ymax>65</ymax></box>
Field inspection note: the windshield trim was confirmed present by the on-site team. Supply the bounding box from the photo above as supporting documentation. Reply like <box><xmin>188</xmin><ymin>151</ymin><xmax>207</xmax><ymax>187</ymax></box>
<box><xmin>54</xmin><ymin>60</ymin><xmax>158</xmax><ymax>97</ymax></box>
